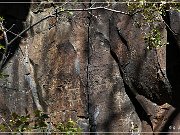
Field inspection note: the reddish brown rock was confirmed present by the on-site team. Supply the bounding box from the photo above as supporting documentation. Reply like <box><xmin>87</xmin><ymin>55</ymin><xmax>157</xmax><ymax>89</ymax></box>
<box><xmin>0</xmin><ymin>1</ymin><xmax>179</xmax><ymax>134</ymax></box>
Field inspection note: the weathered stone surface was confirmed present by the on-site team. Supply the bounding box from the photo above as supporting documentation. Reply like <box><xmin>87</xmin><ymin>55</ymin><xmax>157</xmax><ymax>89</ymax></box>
<box><xmin>88</xmin><ymin>7</ymin><xmax>141</xmax><ymax>133</ymax></box>
<box><xmin>109</xmin><ymin>7</ymin><xmax>172</xmax><ymax>105</ymax></box>
<box><xmin>0</xmin><ymin>2</ymin><xmax>89</xmax><ymax>129</ymax></box>
<box><xmin>0</xmin><ymin>1</ymin><xmax>179</xmax><ymax>134</ymax></box>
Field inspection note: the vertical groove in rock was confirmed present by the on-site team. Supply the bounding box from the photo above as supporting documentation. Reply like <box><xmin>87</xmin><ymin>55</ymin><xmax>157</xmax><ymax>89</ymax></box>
<box><xmin>0</xmin><ymin>1</ymin><xmax>179</xmax><ymax>133</ymax></box>
<box><xmin>87</xmin><ymin>1</ymin><xmax>91</xmax><ymax>132</ymax></box>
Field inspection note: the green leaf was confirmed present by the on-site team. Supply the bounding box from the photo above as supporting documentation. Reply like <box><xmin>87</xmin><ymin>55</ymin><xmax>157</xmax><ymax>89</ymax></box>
<box><xmin>0</xmin><ymin>17</ymin><xmax>4</xmax><ymax>22</ymax></box>
<box><xmin>0</xmin><ymin>44</ymin><xmax>5</xmax><ymax>50</ymax></box>
<box><xmin>68</xmin><ymin>11</ymin><xmax>73</xmax><ymax>16</ymax></box>
<box><xmin>60</xmin><ymin>8</ymin><xmax>65</xmax><ymax>12</ymax></box>
<box><xmin>0</xmin><ymin>124</ymin><xmax>7</xmax><ymax>131</ymax></box>
<box><xmin>0</xmin><ymin>71</ymin><xmax>9</xmax><ymax>79</ymax></box>
<box><xmin>12</xmin><ymin>112</ymin><xmax>18</xmax><ymax>119</ymax></box>
<box><xmin>34</xmin><ymin>110</ymin><xmax>41</xmax><ymax>117</ymax></box>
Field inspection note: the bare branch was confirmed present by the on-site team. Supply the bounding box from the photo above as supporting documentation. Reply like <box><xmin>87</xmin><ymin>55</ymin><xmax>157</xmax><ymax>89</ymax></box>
<box><xmin>162</xmin><ymin>19</ymin><xmax>178</xmax><ymax>36</ymax></box>
<box><xmin>7</xmin><ymin>6</ymin><xmax>131</xmax><ymax>46</ymax></box>
<box><xmin>6</xmin><ymin>24</ymin><xmax>15</xmax><ymax>32</ymax></box>
<box><xmin>60</xmin><ymin>7</ymin><xmax>131</xmax><ymax>15</ymax></box>
<box><xmin>59</xmin><ymin>0</ymin><xmax>69</xmax><ymax>8</ymax></box>
<box><xmin>0</xmin><ymin>114</ymin><xmax>12</xmax><ymax>132</ymax></box>
<box><xmin>8</xmin><ymin>15</ymin><xmax>55</xmax><ymax>45</ymax></box>
<box><xmin>0</xmin><ymin>22</ymin><xmax>9</xmax><ymax>69</ymax></box>
<box><xmin>5</xmin><ymin>28</ymin><xmax>24</xmax><ymax>39</ymax></box>
<box><xmin>1</xmin><ymin>51</ymin><xmax>11</xmax><ymax>67</ymax></box>
<box><xmin>130</xmin><ymin>9</ymin><xmax>144</xmax><ymax>16</ymax></box>
<box><xmin>90</xmin><ymin>2</ymin><xmax>96</xmax><ymax>8</ymax></box>
<box><xmin>0</xmin><ymin>24</ymin><xmax>8</xmax><ymax>48</ymax></box>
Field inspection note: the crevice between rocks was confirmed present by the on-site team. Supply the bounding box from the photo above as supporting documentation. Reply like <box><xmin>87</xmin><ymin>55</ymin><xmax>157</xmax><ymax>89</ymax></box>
<box><xmin>110</xmin><ymin>48</ymin><xmax>154</xmax><ymax>132</ymax></box>
<box><xmin>87</xmin><ymin>1</ymin><xmax>93</xmax><ymax>133</ymax></box>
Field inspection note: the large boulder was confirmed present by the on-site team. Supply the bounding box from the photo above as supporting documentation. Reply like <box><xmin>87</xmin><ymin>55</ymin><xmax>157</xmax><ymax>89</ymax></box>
<box><xmin>0</xmin><ymin>1</ymin><xmax>179</xmax><ymax>134</ymax></box>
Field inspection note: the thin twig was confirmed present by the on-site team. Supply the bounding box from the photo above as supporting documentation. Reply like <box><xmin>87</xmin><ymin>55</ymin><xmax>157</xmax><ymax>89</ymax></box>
<box><xmin>0</xmin><ymin>114</ymin><xmax>12</xmax><ymax>132</ymax></box>
<box><xmin>130</xmin><ymin>9</ymin><xmax>144</xmax><ymax>16</ymax></box>
<box><xmin>7</xmin><ymin>7</ymin><xmax>131</xmax><ymax>46</ymax></box>
<box><xmin>59</xmin><ymin>0</ymin><xmax>68</xmax><ymax>8</ymax></box>
<box><xmin>61</xmin><ymin>7</ymin><xmax>131</xmax><ymax>15</ymax></box>
<box><xmin>0</xmin><ymin>22</ymin><xmax>9</xmax><ymax>69</ymax></box>
<box><xmin>90</xmin><ymin>2</ymin><xmax>96</xmax><ymax>8</ymax></box>
<box><xmin>1</xmin><ymin>51</ymin><xmax>10</xmax><ymax>67</ymax></box>
<box><xmin>162</xmin><ymin>19</ymin><xmax>178</xmax><ymax>36</ymax></box>
<box><xmin>8</xmin><ymin>15</ymin><xmax>55</xmax><ymax>45</ymax></box>
<box><xmin>6</xmin><ymin>24</ymin><xmax>15</xmax><ymax>32</ymax></box>
<box><xmin>5</xmin><ymin>28</ymin><xmax>24</xmax><ymax>39</ymax></box>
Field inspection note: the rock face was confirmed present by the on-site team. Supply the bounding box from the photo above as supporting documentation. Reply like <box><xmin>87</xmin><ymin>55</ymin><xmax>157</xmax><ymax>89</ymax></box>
<box><xmin>0</xmin><ymin>1</ymin><xmax>180</xmax><ymax>134</ymax></box>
